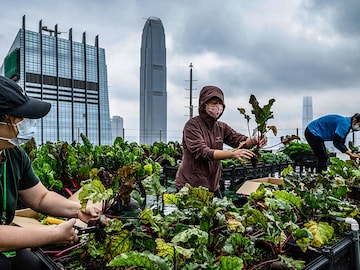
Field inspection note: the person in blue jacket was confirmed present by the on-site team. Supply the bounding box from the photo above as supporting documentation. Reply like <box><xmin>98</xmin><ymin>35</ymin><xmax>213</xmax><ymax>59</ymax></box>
<box><xmin>305</xmin><ymin>113</ymin><xmax>360</xmax><ymax>173</ymax></box>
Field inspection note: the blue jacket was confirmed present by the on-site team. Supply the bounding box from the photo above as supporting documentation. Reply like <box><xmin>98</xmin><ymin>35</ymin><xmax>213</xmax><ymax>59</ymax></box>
<box><xmin>307</xmin><ymin>114</ymin><xmax>351</xmax><ymax>153</ymax></box>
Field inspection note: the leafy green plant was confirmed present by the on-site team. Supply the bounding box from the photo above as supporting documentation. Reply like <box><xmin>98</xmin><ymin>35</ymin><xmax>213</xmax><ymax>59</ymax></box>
<box><xmin>259</xmin><ymin>151</ymin><xmax>292</xmax><ymax>165</ymax></box>
<box><xmin>280</xmin><ymin>141</ymin><xmax>314</xmax><ymax>157</ymax></box>
<box><xmin>238</xmin><ymin>94</ymin><xmax>277</xmax><ymax>167</ymax></box>
<box><xmin>27</xmin><ymin>134</ymin><xmax>360</xmax><ymax>269</ymax></box>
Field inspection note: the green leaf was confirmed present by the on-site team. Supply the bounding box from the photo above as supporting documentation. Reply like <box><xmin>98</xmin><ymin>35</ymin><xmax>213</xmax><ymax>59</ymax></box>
<box><xmin>304</xmin><ymin>221</ymin><xmax>334</xmax><ymax>247</ymax></box>
<box><xmin>273</xmin><ymin>190</ymin><xmax>303</xmax><ymax>211</ymax></box>
<box><xmin>278</xmin><ymin>255</ymin><xmax>306</xmax><ymax>270</ymax></box>
<box><xmin>223</xmin><ymin>233</ymin><xmax>254</xmax><ymax>255</ymax></box>
<box><xmin>171</xmin><ymin>227</ymin><xmax>208</xmax><ymax>246</ymax></box>
<box><xmin>78</xmin><ymin>179</ymin><xmax>113</xmax><ymax>211</ymax></box>
<box><xmin>219</xmin><ymin>256</ymin><xmax>244</xmax><ymax>270</ymax></box>
<box><xmin>108</xmin><ymin>251</ymin><xmax>170</xmax><ymax>270</ymax></box>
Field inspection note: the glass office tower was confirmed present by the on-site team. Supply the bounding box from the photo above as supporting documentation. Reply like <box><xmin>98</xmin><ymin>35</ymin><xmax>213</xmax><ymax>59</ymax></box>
<box><xmin>1</xmin><ymin>16</ymin><xmax>111</xmax><ymax>146</ymax></box>
<box><xmin>140</xmin><ymin>17</ymin><xmax>167</xmax><ymax>145</ymax></box>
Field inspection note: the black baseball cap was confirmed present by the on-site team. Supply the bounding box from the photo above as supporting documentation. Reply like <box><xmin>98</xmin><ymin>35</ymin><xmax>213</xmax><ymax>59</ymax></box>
<box><xmin>0</xmin><ymin>75</ymin><xmax>51</xmax><ymax>119</ymax></box>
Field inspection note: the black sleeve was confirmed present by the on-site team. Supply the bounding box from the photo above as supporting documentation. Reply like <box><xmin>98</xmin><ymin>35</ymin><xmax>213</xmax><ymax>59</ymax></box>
<box><xmin>333</xmin><ymin>133</ymin><xmax>347</xmax><ymax>153</ymax></box>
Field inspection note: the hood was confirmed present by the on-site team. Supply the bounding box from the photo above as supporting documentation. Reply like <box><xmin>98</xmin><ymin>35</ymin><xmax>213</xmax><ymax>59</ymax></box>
<box><xmin>198</xmin><ymin>86</ymin><xmax>225</xmax><ymax>122</ymax></box>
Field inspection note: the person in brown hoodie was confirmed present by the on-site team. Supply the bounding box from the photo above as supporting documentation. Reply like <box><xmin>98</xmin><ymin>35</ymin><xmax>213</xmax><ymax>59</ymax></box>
<box><xmin>175</xmin><ymin>85</ymin><xmax>267</xmax><ymax>197</ymax></box>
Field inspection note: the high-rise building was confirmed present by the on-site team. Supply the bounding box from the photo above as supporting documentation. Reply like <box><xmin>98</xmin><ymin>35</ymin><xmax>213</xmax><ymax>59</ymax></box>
<box><xmin>111</xmin><ymin>115</ymin><xmax>124</xmax><ymax>143</ymax></box>
<box><xmin>0</xmin><ymin>15</ymin><xmax>111</xmax><ymax>146</ymax></box>
<box><xmin>302</xmin><ymin>96</ymin><xmax>313</xmax><ymax>131</ymax></box>
<box><xmin>139</xmin><ymin>16</ymin><xmax>167</xmax><ymax>145</ymax></box>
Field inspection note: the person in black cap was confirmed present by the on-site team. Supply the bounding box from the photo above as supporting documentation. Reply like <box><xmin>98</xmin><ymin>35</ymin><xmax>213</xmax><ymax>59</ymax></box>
<box><xmin>0</xmin><ymin>76</ymin><xmax>100</xmax><ymax>270</ymax></box>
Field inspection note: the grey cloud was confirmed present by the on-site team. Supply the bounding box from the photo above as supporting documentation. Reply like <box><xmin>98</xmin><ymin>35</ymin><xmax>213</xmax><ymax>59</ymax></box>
<box><xmin>302</xmin><ymin>0</ymin><xmax>360</xmax><ymax>36</ymax></box>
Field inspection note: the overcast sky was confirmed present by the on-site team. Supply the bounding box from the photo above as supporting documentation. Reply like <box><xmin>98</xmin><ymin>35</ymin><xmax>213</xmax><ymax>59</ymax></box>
<box><xmin>0</xmin><ymin>0</ymin><xmax>359</xmax><ymax>147</ymax></box>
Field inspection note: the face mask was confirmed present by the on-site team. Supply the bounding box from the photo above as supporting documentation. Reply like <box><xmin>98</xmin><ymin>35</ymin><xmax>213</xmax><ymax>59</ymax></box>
<box><xmin>205</xmin><ymin>103</ymin><xmax>223</xmax><ymax>119</ymax></box>
<box><xmin>352</xmin><ymin>124</ymin><xmax>360</xmax><ymax>131</ymax></box>
<box><xmin>0</xmin><ymin>118</ymin><xmax>37</xmax><ymax>146</ymax></box>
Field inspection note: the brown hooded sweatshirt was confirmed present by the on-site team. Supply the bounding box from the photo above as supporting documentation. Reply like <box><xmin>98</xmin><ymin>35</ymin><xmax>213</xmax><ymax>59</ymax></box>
<box><xmin>175</xmin><ymin>85</ymin><xmax>248</xmax><ymax>192</ymax></box>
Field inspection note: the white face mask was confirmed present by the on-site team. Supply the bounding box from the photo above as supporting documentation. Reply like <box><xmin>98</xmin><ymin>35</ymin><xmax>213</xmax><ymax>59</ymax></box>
<box><xmin>352</xmin><ymin>124</ymin><xmax>360</xmax><ymax>131</ymax></box>
<box><xmin>205</xmin><ymin>103</ymin><xmax>224</xmax><ymax>119</ymax></box>
<box><xmin>0</xmin><ymin>118</ymin><xmax>37</xmax><ymax>146</ymax></box>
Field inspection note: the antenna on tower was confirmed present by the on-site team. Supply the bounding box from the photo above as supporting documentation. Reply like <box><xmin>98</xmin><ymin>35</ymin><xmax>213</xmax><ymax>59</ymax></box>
<box><xmin>185</xmin><ymin>63</ymin><xmax>197</xmax><ymax>119</ymax></box>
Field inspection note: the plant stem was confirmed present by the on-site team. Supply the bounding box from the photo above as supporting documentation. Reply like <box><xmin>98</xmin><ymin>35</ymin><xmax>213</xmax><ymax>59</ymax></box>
<box><xmin>250</xmin><ymin>258</ymin><xmax>279</xmax><ymax>270</ymax></box>
<box><xmin>53</xmin><ymin>238</ymin><xmax>92</xmax><ymax>258</ymax></box>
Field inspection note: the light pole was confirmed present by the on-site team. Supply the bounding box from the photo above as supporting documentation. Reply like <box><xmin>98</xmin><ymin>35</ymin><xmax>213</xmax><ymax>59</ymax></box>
<box><xmin>189</xmin><ymin>63</ymin><xmax>193</xmax><ymax>119</ymax></box>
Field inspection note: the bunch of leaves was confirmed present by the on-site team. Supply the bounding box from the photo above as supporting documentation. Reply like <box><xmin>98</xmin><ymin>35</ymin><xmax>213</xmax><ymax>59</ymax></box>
<box><xmin>146</xmin><ymin>141</ymin><xmax>183</xmax><ymax>167</ymax></box>
<box><xmin>66</xmin><ymin>185</ymin><xmax>262</xmax><ymax>269</ymax></box>
<box><xmin>78</xmin><ymin>178</ymin><xmax>113</xmax><ymax>212</ymax></box>
<box><xmin>58</xmin><ymin>167</ymin><xmax>360</xmax><ymax>270</ymax></box>
<box><xmin>327</xmin><ymin>157</ymin><xmax>360</xmax><ymax>186</ymax></box>
<box><xmin>234</xmin><ymin>165</ymin><xmax>360</xmax><ymax>268</ymax></box>
<box><xmin>259</xmin><ymin>151</ymin><xmax>292</xmax><ymax>165</ymax></box>
<box><xmin>279</xmin><ymin>141</ymin><xmax>314</xmax><ymax>157</ymax></box>
<box><xmin>238</xmin><ymin>94</ymin><xmax>277</xmax><ymax>167</ymax></box>
<box><xmin>221</xmin><ymin>157</ymin><xmax>247</xmax><ymax>168</ymax></box>
<box><xmin>31</xmin><ymin>142</ymin><xmax>65</xmax><ymax>191</ymax></box>
<box><xmin>86</xmin><ymin>158</ymin><xmax>162</xmax><ymax>211</ymax></box>
<box><xmin>30</xmin><ymin>136</ymin><xmax>101</xmax><ymax>189</ymax></box>
<box><xmin>142</xmin><ymin>173</ymin><xmax>167</xmax><ymax>214</ymax></box>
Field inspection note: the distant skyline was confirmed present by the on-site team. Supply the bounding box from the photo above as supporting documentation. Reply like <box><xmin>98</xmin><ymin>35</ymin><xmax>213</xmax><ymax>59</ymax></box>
<box><xmin>0</xmin><ymin>0</ymin><xmax>359</xmax><ymax>147</ymax></box>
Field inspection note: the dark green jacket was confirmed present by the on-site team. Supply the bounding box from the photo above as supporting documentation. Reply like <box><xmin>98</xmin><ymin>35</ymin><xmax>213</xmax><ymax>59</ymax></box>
<box><xmin>0</xmin><ymin>147</ymin><xmax>39</xmax><ymax>225</ymax></box>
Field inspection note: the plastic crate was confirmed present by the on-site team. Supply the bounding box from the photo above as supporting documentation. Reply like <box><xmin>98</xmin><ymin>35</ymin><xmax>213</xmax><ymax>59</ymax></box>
<box><xmin>263</xmin><ymin>163</ymin><xmax>273</xmax><ymax>177</ymax></box>
<box><xmin>221</xmin><ymin>167</ymin><xmax>234</xmax><ymax>181</ymax></box>
<box><xmin>33</xmin><ymin>248</ymin><xmax>63</xmax><ymax>270</ymax></box>
<box><xmin>301</xmin><ymin>234</ymin><xmax>354</xmax><ymax>270</ymax></box>
<box><xmin>303</xmin><ymin>255</ymin><xmax>329</xmax><ymax>270</ymax></box>
<box><xmin>321</xmin><ymin>235</ymin><xmax>354</xmax><ymax>270</ymax></box>
<box><xmin>233</xmin><ymin>166</ymin><xmax>246</xmax><ymax>180</ymax></box>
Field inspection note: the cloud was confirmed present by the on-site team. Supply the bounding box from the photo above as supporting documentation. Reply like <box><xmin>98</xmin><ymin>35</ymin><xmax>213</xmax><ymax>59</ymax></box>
<box><xmin>0</xmin><ymin>0</ymin><xmax>359</xmax><ymax>146</ymax></box>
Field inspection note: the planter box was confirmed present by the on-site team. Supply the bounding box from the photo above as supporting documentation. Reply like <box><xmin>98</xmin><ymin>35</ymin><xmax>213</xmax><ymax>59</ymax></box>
<box><xmin>302</xmin><ymin>234</ymin><xmax>354</xmax><ymax>270</ymax></box>
<box><xmin>348</xmin><ymin>186</ymin><xmax>360</xmax><ymax>200</ymax></box>
<box><xmin>236</xmin><ymin>177</ymin><xmax>284</xmax><ymax>196</ymax></box>
<box><xmin>320</xmin><ymin>234</ymin><xmax>354</xmax><ymax>270</ymax></box>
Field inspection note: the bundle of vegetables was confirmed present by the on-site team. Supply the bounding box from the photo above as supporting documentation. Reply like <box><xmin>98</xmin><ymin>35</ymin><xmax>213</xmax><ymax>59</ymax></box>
<box><xmin>238</xmin><ymin>94</ymin><xmax>277</xmax><ymax>167</ymax></box>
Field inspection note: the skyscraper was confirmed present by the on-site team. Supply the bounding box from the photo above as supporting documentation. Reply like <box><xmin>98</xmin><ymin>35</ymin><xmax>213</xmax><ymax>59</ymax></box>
<box><xmin>139</xmin><ymin>17</ymin><xmax>167</xmax><ymax>145</ymax></box>
<box><xmin>302</xmin><ymin>96</ymin><xmax>313</xmax><ymax>131</ymax></box>
<box><xmin>111</xmin><ymin>115</ymin><xmax>124</xmax><ymax>142</ymax></box>
<box><xmin>1</xmin><ymin>16</ymin><xmax>111</xmax><ymax>146</ymax></box>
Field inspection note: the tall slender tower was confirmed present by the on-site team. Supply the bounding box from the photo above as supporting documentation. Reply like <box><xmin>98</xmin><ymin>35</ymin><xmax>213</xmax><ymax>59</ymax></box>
<box><xmin>140</xmin><ymin>16</ymin><xmax>167</xmax><ymax>145</ymax></box>
<box><xmin>302</xmin><ymin>96</ymin><xmax>313</xmax><ymax>131</ymax></box>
